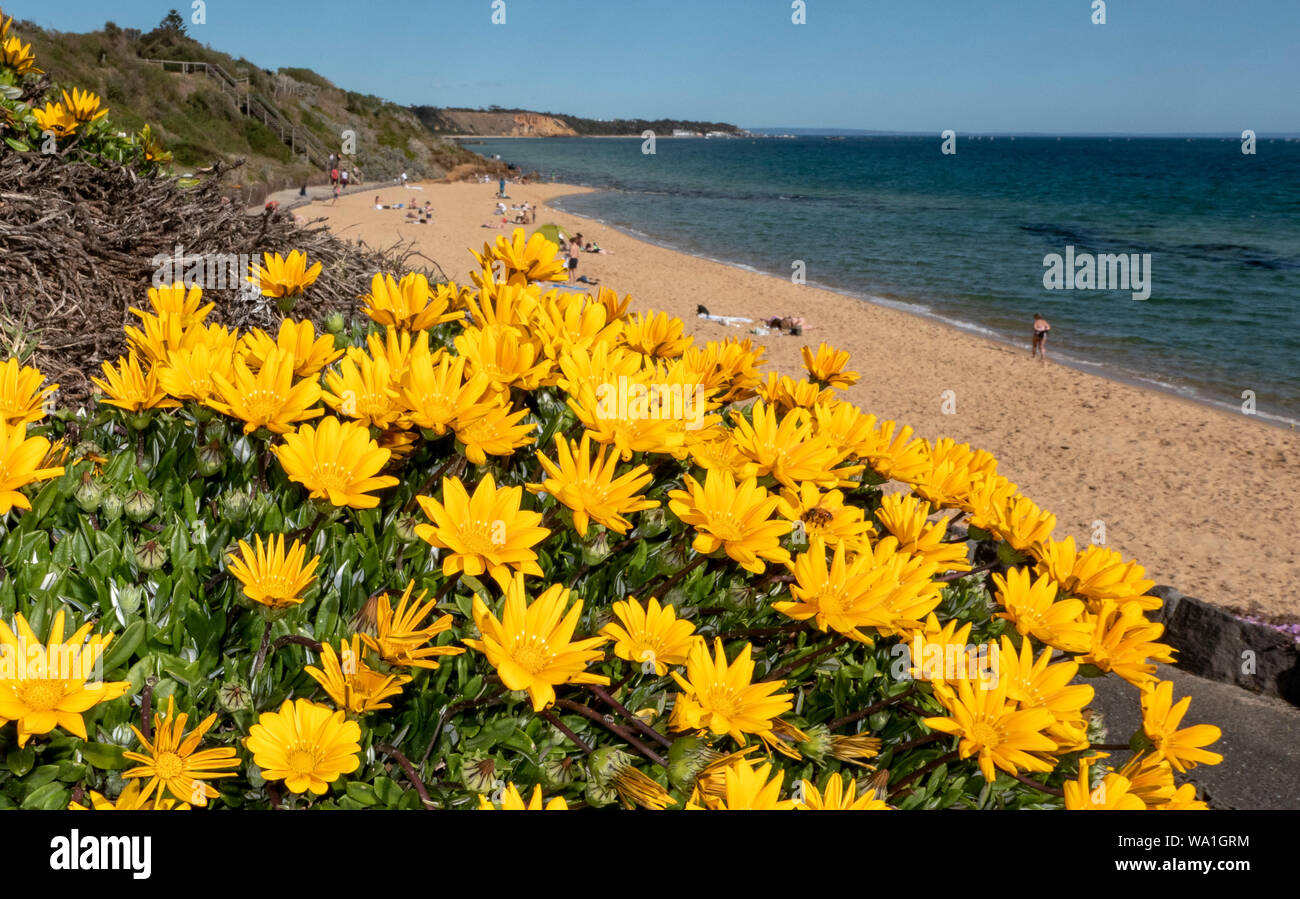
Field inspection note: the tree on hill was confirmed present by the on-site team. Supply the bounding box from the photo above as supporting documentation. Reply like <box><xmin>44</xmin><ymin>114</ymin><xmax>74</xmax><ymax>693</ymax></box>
<box><xmin>160</xmin><ymin>9</ymin><xmax>188</xmax><ymax>36</ymax></box>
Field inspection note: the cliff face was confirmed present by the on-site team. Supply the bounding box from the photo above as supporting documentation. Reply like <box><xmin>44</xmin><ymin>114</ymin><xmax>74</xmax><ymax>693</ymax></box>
<box><xmin>509</xmin><ymin>113</ymin><xmax>578</xmax><ymax>136</ymax></box>
<box><xmin>431</xmin><ymin>109</ymin><xmax>578</xmax><ymax>137</ymax></box>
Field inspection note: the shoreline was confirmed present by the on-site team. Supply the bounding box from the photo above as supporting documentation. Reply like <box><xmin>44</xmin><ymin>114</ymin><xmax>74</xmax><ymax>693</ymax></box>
<box><xmin>543</xmin><ymin>191</ymin><xmax>1300</xmax><ymax>432</ymax></box>
<box><xmin>300</xmin><ymin>179</ymin><xmax>1300</xmax><ymax>622</ymax></box>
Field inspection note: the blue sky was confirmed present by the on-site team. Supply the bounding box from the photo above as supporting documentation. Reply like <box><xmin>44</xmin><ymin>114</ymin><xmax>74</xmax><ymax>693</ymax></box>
<box><xmin>9</xmin><ymin>0</ymin><xmax>1298</xmax><ymax>133</ymax></box>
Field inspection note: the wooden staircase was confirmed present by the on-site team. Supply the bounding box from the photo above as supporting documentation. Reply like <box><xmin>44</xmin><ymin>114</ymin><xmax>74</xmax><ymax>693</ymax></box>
<box><xmin>144</xmin><ymin>58</ymin><xmax>333</xmax><ymax>168</ymax></box>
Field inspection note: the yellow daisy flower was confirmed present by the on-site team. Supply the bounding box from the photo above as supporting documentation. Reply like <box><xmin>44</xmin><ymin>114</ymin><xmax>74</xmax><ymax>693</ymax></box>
<box><xmin>69</xmin><ymin>780</ymin><xmax>190</xmax><ymax>811</ymax></box>
<box><xmin>800</xmin><ymin>342</ymin><xmax>859</xmax><ymax>389</ymax></box>
<box><xmin>415</xmin><ymin>473</ymin><xmax>549</xmax><ymax>590</ymax></box>
<box><xmin>601</xmin><ymin>596</ymin><xmax>697</xmax><ymax>675</ymax></box>
<box><xmin>667</xmin><ymin>469</ymin><xmax>792</xmax><ymax>575</ymax></box>
<box><xmin>210</xmin><ymin>348</ymin><xmax>322</xmax><ymax>435</ymax></box>
<box><xmin>244</xmin><ymin>698</ymin><xmax>362</xmax><ymax>795</ymax></box>
<box><xmin>359</xmin><ymin>580</ymin><xmax>465</xmax><ymax>670</ymax></box>
<box><xmin>529</xmin><ymin>434</ymin><xmax>659</xmax><ymax>536</ymax></box>
<box><xmin>239</xmin><ymin>319</ymin><xmax>342</xmax><ymax>378</ymax></box>
<box><xmin>122</xmin><ymin>696</ymin><xmax>240</xmax><ymax>806</ymax></box>
<box><xmin>0</xmin><ymin>611</ymin><xmax>130</xmax><ymax>747</ymax></box>
<box><xmin>360</xmin><ymin>271</ymin><xmax>458</xmax><ymax>331</ymax></box>
<box><xmin>272</xmin><ymin>416</ymin><xmax>400</xmax><ymax>509</ymax></box>
<box><xmin>0</xmin><ymin>421</ymin><xmax>64</xmax><ymax>514</ymax></box>
<box><xmin>669</xmin><ymin>637</ymin><xmax>793</xmax><ymax>746</ymax></box>
<box><xmin>226</xmin><ymin>533</ymin><xmax>320</xmax><ymax>610</ymax></box>
<box><xmin>463</xmin><ymin>573</ymin><xmax>609</xmax><ymax>711</ymax></box>
<box><xmin>0</xmin><ymin>357</ymin><xmax>56</xmax><ymax>425</ymax></box>
<box><xmin>992</xmin><ymin>567</ymin><xmax>1091</xmax><ymax>654</ymax></box>
<box><xmin>92</xmin><ymin>352</ymin><xmax>180</xmax><ymax>413</ymax></box>
<box><xmin>923</xmin><ymin>675</ymin><xmax>1058</xmax><ymax>783</ymax></box>
<box><xmin>304</xmin><ymin>635</ymin><xmax>412</xmax><ymax>715</ymax></box>
<box><xmin>479</xmin><ymin>782</ymin><xmax>568</xmax><ymax>810</ymax></box>
<box><xmin>689</xmin><ymin>758</ymin><xmax>794</xmax><ymax>810</ymax></box>
<box><xmin>248</xmin><ymin>250</ymin><xmax>322</xmax><ymax>299</ymax></box>
<box><xmin>797</xmin><ymin>772</ymin><xmax>890</xmax><ymax>810</ymax></box>
<box><xmin>1140</xmin><ymin>679</ymin><xmax>1223</xmax><ymax>773</ymax></box>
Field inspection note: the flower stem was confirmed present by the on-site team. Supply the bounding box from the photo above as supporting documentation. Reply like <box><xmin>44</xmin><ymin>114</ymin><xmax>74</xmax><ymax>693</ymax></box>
<box><xmin>645</xmin><ymin>551</ymin><xmax>707</xmax><ymax>597</ymax></box>
<box><xmin>271</xmin><ymin>635</ymin><xmax>323</xmax><ymax>654</ymax></box>
<box><xmin>554</xmin><ymin>699</ymin><xmax>667</xmax><ymax>768</ymax></box>
<box><xmin>888</xmin><ymin>750</ymin><xmax>959</xmax><ymax>799</ymax></box>
<box><xmin>766</xmin><ymin>634</ymin><xmax>849</xmax><ymax>682</ymax></box>
<box><xmin>585</xmin><ymin>684</ymin><xmax>673</xmax><ymax>749</ymax></box>
<box><xmin>540</xmin><ymin>710</ymin><xmax>592</xmax><ymax>755</ymax></box>
<box><xmin>433</xmin><ymin>572</ymin><xmax>462</xmax><ymax>606</ymax></box>
<box><xmin>828</xmin><ymin>685</ymin><xmax>918</xmax><ymax>732</ymax></box>
<box><xmin>250</xmin><ymin>621</ymin><xmax>273</xmax><ymax>678</ymax></box>
<box><xmin>375</xmin><ymin>742</ymin><xmax>436</xmax><ymax>808</ymax></box>
<box><xmin>140</xmin><ymin>675</ymin><xmax>158</xmax><ymax>741</ymax></box>
<box><xmin>1009</xmin><ymin>772</ymin><xmax>1064</xmax><ymax>798</ymax></box>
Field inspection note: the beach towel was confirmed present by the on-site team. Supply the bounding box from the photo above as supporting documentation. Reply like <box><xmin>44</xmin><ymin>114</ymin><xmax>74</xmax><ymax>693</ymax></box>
<box><xmin>698</xmin><ymin>313</ymin><xmax>753</xmax><ymax>327</ymax></box>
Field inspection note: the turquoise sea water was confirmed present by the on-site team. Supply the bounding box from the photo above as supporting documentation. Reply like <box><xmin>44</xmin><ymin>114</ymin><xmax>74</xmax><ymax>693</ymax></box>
<box><xmin>473</xmin><ymin>136</ymin><xmax>1300</xmax><ymax>425</ymax></box>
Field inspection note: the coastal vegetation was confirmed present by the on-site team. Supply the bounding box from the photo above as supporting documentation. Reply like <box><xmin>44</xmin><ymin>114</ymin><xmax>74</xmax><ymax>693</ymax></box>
<box><xmin>10</xmin><ymin>10</ymin><xmax>484</xmax><ymax>187</ymax></box>
<box><xmin>0</xmin><ymin>10</ymin><xmax>1221</xmax><ymax>811</ymax></box>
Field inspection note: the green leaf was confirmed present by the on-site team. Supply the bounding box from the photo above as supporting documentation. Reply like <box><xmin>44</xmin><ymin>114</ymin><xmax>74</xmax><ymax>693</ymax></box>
<box><xmin>6</xmin><ymin>747</ymin><xmax>34</xmax><ymax>777</ymax></box>
<box><xmin>24</xmin><ymin>764</ymin><xmax>60</xmax><ymax>790</ymax></box>
<box><xmin>101</xmin><ymin>620</ymin><xmax>146</xmax><ymax>671</ymax></box>
<box><xmin>345</xmin><ymin>782</ymin><xmax>377</xmax><ymax>806</ymax></box>
<box><xmin>22</xmin><ymin>782</ymin><xmax>70</xmax><ymax>810</ymax></box>
<box><xmin>79</xmin><ymin>742</ymin><xmax>128</xmax><ymax>770</ymax></box>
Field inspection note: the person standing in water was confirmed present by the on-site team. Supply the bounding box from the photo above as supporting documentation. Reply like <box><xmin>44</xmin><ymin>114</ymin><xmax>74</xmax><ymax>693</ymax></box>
<box><xmin>1032</xmin><ymin>313</ymin><xmax>1051</xmax><ymax>361</ymax></box>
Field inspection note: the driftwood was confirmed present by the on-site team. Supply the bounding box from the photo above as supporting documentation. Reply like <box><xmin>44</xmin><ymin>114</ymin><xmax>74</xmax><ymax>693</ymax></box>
<box><xmin>0</xmin><ymin>152</ymin><xmax>444</xmax><ymax>406</ymax></box>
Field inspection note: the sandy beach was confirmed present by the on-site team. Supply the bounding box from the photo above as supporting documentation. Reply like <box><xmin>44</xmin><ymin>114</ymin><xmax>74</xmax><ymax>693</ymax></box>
<box><xmin>301</xmin><ymin>180</ymin><xmax>1299</xmax><ymax>622</ymax></box>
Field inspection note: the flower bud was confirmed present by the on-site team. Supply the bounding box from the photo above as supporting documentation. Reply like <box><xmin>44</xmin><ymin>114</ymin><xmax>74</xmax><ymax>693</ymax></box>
<box><xmin>99</xmin><ymin>490</ymin><xmax>124</xmax><ymax>522</ymax></box>
<box><xmin>579</xmin><ymin>528</ymin><xmax>610</xmax><ymax>565</ymax></box>
<box><xmin>124</xmin><ymin>488</ymin><xmax>156</xmax><ymax>522</ymax></box>
<box><xmin>196</xmin><ymin>441</ymin><xmax>224</xmax><ymax>476</ymax></box>
<box><xmin>637</xmin><ymin>507</ymin><xmax>668</xmax><ymax>538</ymax></box>
<box><xmin>135</xmin><ymin>538</ymin><xmax>167</xmax><ymax>571</ymax></box>
<box><xmin>797</xmin><ymin>724</ymin><xmax>835</xmax><ymax>763</ymax></box>
<box><xmin>217</xmin><ymin>680</ymin><xmax>251</xmax><ymax>713</ymax></box>
<box><xmin>542</xmin><ymin>755</ymin><xmax>583</xmax><ymax>788</ymax></box>
<box><xmin>459</xmin><ymin>752</ymin><xmax>497</xmax><ymax>794</ymax></box>
<box><xmin>325</xmin><ymin>312</ymin><xmax>346</xmax><ymax>335</ymax></box>
<box><xmin>587</xmin><ymin>746</ymin><xmax>633</xmax><ymax>786</ymax></box>
<box><xmin>393</xmin><ymin>514</ymin><xmax>419</xmax><ymax>543</ymax></box>
<box><xmin>219</xmin><ymin>489</ymin><xmax>252</xmax><ymax>523</ymax></box>
<box><xmin>666</xmin><ymin>735</ymin><xmax>713</xmax><ymax>793</ymax></box>
<box><xmin>74</xmin><ymin>475</ymin><xmax>103</xmax><ymax>513</ymax></box>
<box><xmin>112</xmin><ymin>582</ymin><xmax>144</xmax><ymax>616</ymax></box>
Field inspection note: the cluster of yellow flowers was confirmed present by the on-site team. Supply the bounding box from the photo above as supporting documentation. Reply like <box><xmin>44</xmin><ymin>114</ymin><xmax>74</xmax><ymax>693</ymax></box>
<box><xmin>0</xmin><ymin>10</ymin><xmax>40</xmax><ymax>77</ymax></box>
<box><xmin>0</xmin><ymin>221</ymin><xmax>1221</xmax><ymax>809</ymax></box>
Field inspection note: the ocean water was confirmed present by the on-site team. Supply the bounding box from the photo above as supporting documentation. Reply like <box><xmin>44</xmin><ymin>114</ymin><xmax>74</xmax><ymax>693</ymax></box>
<box><xmin>472</xmin><ymin>135</ymin><xmax>1300</xmax><ymax>425</ymax></box>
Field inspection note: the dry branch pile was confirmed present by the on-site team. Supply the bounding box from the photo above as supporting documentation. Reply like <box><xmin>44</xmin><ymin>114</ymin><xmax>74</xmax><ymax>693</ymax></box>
<box><xmin>0</xmin><ymin>153</ymin><xmax>445</xmax><ymax>406</ymax></box>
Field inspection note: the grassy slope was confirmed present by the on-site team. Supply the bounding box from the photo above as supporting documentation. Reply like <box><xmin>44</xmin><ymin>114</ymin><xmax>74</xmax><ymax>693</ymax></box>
<box><xmin>20</xmin><ymin>20</ymin><xmax>488</xmax><ymax>187</ymax></box>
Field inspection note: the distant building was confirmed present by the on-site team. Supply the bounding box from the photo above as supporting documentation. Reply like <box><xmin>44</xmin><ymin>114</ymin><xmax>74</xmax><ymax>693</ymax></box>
<box><xmin>672</xmin><ymin>129</ymin><xmax>699</xmax><ymax>137</ymax></box>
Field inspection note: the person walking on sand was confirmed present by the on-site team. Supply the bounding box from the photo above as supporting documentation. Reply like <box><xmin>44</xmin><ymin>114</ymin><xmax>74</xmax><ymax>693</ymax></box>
<box><xmin>567</xmin><ymin>236</ymin><xmax>580</xmax><ymax>284</ymax></box>
<box><xmin>332</xmin><ymin>182</ymin><xmax>341</xmax><ymax>205</ymax></box>
<box><xmin>1031</xmin><ymin>313</ymin><xmax>1051</xmax><ymax>361</ymax></box>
